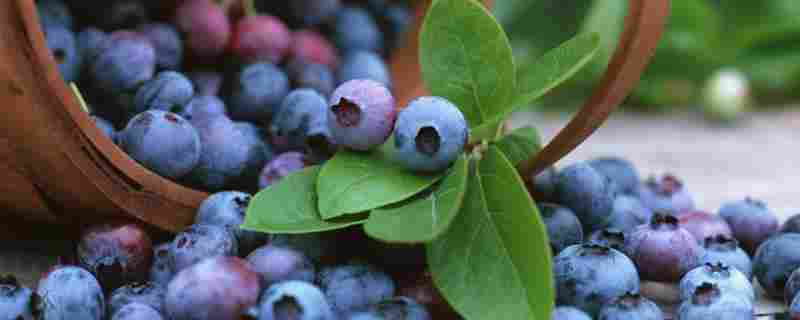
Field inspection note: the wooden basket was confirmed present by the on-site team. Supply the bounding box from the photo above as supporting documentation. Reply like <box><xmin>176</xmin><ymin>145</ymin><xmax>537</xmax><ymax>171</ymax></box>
<box><xmin>0</xmin><ymin>0</ymin><xmax>668</xmax><ymax>232</ymax></box>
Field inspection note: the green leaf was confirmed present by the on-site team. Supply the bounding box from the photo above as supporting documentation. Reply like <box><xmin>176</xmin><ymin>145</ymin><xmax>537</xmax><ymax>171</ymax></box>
<box><xmin>427</xmin><ymin>147</ymin><xmax>554</xmax><ymax>320</ymax></box>
<box><xmin>419</xmin><ymin>0</ymin><xmax>515</xmax><ymax>128</ymax></box>
<box><xmin>493</xmin><ymin>126</ymin><xmax>542</xmax><ymax>166</ymax></box>
<box><xmin>317</xmin><ymin>149</ymin><xmax>442</xmax><ymax>220</ymax></box>
<box><xmin>364</xmin><ymin>155</ymin><xmax>469</xmax><ymax>243</ymax></box>
<box><xmin>242</xmin><ymin>166</ymin><xmax>367</xmax><ymax>234</ymax></box>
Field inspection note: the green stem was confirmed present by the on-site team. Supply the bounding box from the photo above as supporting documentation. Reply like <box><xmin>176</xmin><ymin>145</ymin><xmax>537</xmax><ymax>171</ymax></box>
<box><xmin>69</xmin><ymin>83</ymin><xmax>91</xmax><ymax>114</ymax></box>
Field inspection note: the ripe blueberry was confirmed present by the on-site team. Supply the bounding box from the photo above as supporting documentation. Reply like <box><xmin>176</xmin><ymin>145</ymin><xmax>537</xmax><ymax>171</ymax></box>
<box><xmin>333</xmin><ymin>6</ymin><xmax>383</xmax><ymax>53</ymax></box>
<box><xmin>139</xmin><ymin>23</ymin><xmax>183</xmax><ymax>70</ymax></box>
<box><xmin>149</xmin><ymin>243</ymin><xmax>174</xmax><ymax>286</ymax></box>
<box><xmin>230</xmin><ymin>15</ymin><xmax>291</xmax><ymax>64</ymax></box>
<box><xmin>230</xmin><ymin>62</ymin><xmax>290</xmax><ymax>122</ymax></box>
<box><xmin>246</xmin><ymin>244</ymin><xmax>315</xmax><ymax>289</ymax></box>
<box><xmin>676</xmin><ymin>282</ymin><xmax>753</xmax><ymax>320</ymax></box>
<box><xmin>678</xmin><ymin>262</ymin><xmax>754</xmax><ymax>302</ymax></box>
<box><xmin>393</xmin><ymin>96</ymin><xmax>468</xmax><ymax>172</ymax></box>
<box><xmin>0</xmin><ymin>275</ymin><xmax>37</xmax><ymax>320</ymax></box>
<box><xmin>196</xmin><ymin>191</ymin><xmax>268</xmax><ymax>254</ymax></box>
<box><xmin>625</xmin><ymin>213</ymin><xmax>702</xmax><ymax>282</ymax></box>
<box><xmin>530</xmin><ymin>166</ymin><xmax>558</xmax><ymax>203</ymax></box>
<box><xmin>597</xmin><ymin>292</ymin><xmax>664</xmax><ymax>320</ymax></box>
<box><xmin>287</xmin><ymin>60</ymin><xmax>335</xmax><ymax>97</ymax></box>
<box><xmin>538</xmin><ymin>203</ymin><xmax>583</xmax><ymax>255</ymax></box>
<box><xmin>699</xmin><ymin>235</ymin><xmax>753</xmax><ymax>280</ymax></box>
<box><xmin>37</xmin><ymin>266</ymin><xmax>105</xmax><ymax>320</ymax></box>
<box><xmin>91</xmin><ymin>31</ymin><xmax>156</xmax><ymax>94</ymax></box>
<box><xmin>119</xmin><ymin>110</ymin><xmax>201</xmax><ymax>179</ymax></box>
<box><xmin>185</xmin><ymin>116</ymin><xmax>260</xmax><ymax>191</ymax></box>
<box><xmin>111</xmin><ymin>302</ymin><xmax>164</xmax><ymax>320</ymax></box>
<box><xmin>318</xmin><ymin>261</ymin><xmax>396</xmax><ymax>316</ymax></box>
<box><xmin>174</xmin><ymin>0</ymin><xmax>231</xmax><ymax>59</ymax></box>
<box><xmin>133</xmin><ymin>71</ymin><xmax>195</xmax><ymax>114</ymax></box>
<box><xmin>551</xmin><ymin>306</ymin><xmax>591</xmax><ymax>320</ymax></box>
<box><xmin>637</xmin><ymin>174</ymin><xmax>695</xmax><ymax>215</ymax></box>
<box><xmin>556</xmin><ymin>162</ymin><xmax>618</xmax><ymax>232</ymax></box>
<box><xmin>337</xmin><ymin>51</ymin><xmax>391</xmax><ymax>87</ymax></box>
<box><xmin>178</xmin><ymin>95</ymin><xmax>227</xmax><ymax>122</ymax></box>
<box><xmin>271</xmin><ymin>89</ymin><xmax>333</xmax><ymax>153</ymax></box>
<box><xmin>606</xmin><ymin>195</ymin><xmax>653</xmax><ymax>232</ymax></box>
<box><xmin>37</xmin><ymin>0</ymin><xmax>73</xmax><ymax>29</ymax></box>
<box><xmin>589</xmin><ymin>228</ymin><xmax>627</xmax><ymax>252</ymax></box>
<box><xmin>188</xmin><ymin>70</ymin><xmax>223</xmax><ymax>96</ymax></box>
<box><xmin>753</xmin><ymin>233</ymin><xmax>800</xmax><ymax>298</ymax></box>
<box><xmin>677</xmin><ymin>210</ymin><xmax>733</xmax><ymax>244</ymax></box>
<box><xmin>44</xmin><ymin>24</ymin><xmax>81</xmax><ymax>82</ymax></box>
<box><xmin>170</xmin><ymin>224</ymin><xmax>238</xmax><ymax>272</ymax></box>
<box><xmin>719</xmin><ymin>197</ymin><xmax>779</xmax><ymax>255</ymax></box>
<box><xmin>588</xmin><ymin>156</ymin><xmax>641</xmax><ymax>195</ymax></box>
<box><xmin>349</xmin><ymin>297</ymin><xmax>431</xmax><ymax>320</ymax></box>
<box><xmin>553</xmin><ymin>243</ymin><xmax>639</xmax><ymax>316</ymax></box>
<box><xmin>259</xmin><ymin>152</ymin><xmax>308</xmax><ymax>189</ymax></box>
<box><xmin>108</xmin><ymin>281</ymin><xmax>166</xmax><ymax>315</ymax></box>
<box><xmin>328</xmin><ymin>80</ymin><xmax>395</xmax><ymax>151</ymax></box>
<box><xmin>77</xmin><ymin>223</ymin><xmax>153</xmax><ymax>292</ymax></box>
<box><xmin>256</xmin><ymin>280</ymin><xmax>335</xmax><ymax>320</ymax></box>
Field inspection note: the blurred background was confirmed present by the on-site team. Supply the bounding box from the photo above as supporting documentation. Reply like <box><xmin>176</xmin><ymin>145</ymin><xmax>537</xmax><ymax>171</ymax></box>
<box><xmin>495</xmin><ymin>0</ymin><xmax>800</xmax><ymax>214</ymax></box>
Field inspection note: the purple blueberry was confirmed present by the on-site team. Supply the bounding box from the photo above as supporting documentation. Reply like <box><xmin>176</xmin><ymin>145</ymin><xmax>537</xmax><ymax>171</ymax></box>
<box><xmin>753</xmin><ymin>233</ymin><xmax>800</xmax><ymax>298</ymax></box>
<box><xmin>133</xmin><ymin>71</ymin><xmax>195</xmax><ymax>114</ymax></box>
<box><xmin>138</xmin><ymin>23</ymin><xmax>183</xmax><ymax>70</ymax></box>
<box><xmin>291</xmin><ymin>30</ymin><xmax>339</xmax><ymax>68</ymax></box>
<box><xmin>77</xmin><ymin>27</ymin><xmax>108</xmax><ymax>61</ymax></box>
<box><xmin>318</xmin><ymin>261</ymin><xmax>396</xmax><ymax>316</ymax></box>
<box><xmin>188</xmin><ymin>70</ymin><xmax>223</xmax><ymax>96</ymax></box>
<box><xmin>589</xmin><ymin>228</ymin><xmax>627</xmax><ymax>252</ymax></box>
<box><xmin>719</xmin><ymin>197</ymin><xmax>779</xmax><ymax>254</ymax></box>
<box><xmin>111</xmin><ymin>303</ymin><xmax>164</xmax><ymax>320</ymax></box>
<box><xmin>588</xmin><ymin>157</ymin><xmax>640</xmax><ymax>195</ymax></box>
<box><xmin>37</xmin><ymin>266</ymin><xmax>105</xmax><ymax>320</ymax></box>
<box><xmin>337</xmin><ymin>51</ymin><xmax>391</xmax><ymax>87</ymax></box>
<box><xmin>118</xmin><ymin>110</ymin><xmax>201</xmax><ymax>179</ymax></box>
<box><xmin>92</xmin><ymin>115</ymin><xmax>117</xmax><ymax>142</ymax></box>
<box><xmin>597</xmin><ymin>292</ymin><xmax>664</xmax><ymax>320</ymax></box>
<box><xmin>259</xmin><ymin>152</ymin><xmax>308</xmax><ymax>189</ymax></box>
<box><xmin>186</xmin><ymin>116</ymin><xmax>259</xmax><ymax>190</ymax></box>
<box><xmin>169</xmin><ymin>224</ymin><xmax>238</xmax><ymax>273</ymax></box>
<box><xmin>349</xmin><ymin>297</ymin><xmax>431</xmax><ymax>320</ymax></box>
<box><xmin>393</xmin><ymin>96</ymin><xmax>468</xmax><ymax>172</ymax></box>
<box><xmin>782</xmin><ymin>213</ymin><xmax>800</xmax><ymax>234</ymax></box>
<box><xmin>556</xmin><ymin>162</ymin><xmax>618</xmax><ymax>232</ymax></box>
<box><xmin>678</xmin><ymin>262</ymin><xmax>754</xmax><ymax>302</ymax></box>
<box><xmin>149</xmin><ymin>243</ymin><xmax>174</xmax><ymax>286</ymax></box>
<box><xmin>288</xmin><ymin>0</ymin><xmax>341</xmax><ymax>27</ymax></box>
<box><xmin>108</xmin><ymin>282</ymin><xmax>166</xmax><ymax>315</ymax></box>
<box><xmin>91</xmin><ymin>31</ymin><xmax>156</xmax><ymax>94</ymax></box>
<box><xmin>607</xmin><ymin>195</ymin><xmax>653</xmax><ymax>232</ymax></box>
<box><xmin>37</xmin><ymin>0</ymin><xmax>73</xmax><ymax>28</ymax></box>
<box><xmin>553</xmin><ymin>243</ymin><xmax>639</xmax><ymax>316</ymax></box>
<box><xmin>246</xmin><ymin>244</ymin><xmax>315</xmax><ymax>288</ymax></box>
<box><xmin>699</xmin><ymin>235</ymin><xmax>753</xmax><ymax>280</ymax></box>
<box><xmin>625</xmin><ymin>213</ymin><xmax>702</xmax><ymax>282</ymax></box>
<box><xmin>256</xmin><ymin>281</ymin><xmax>335</xmax><ymax>320</ymax></box>
<box><xmin>530</xmin><ymin>166</ymin><xmax>558</xmax><ymax>203</ymax></box>
<box><xmin>230</xmin><ymin>15</ymin><xmax>292</xmax><ymax>64</ymax></box>
<box><xmin>44</xmin><ymin>24</ymin><xmax>81</xmax><ymax>82</ymax></box>
<box><xmin>333</xmin><ymin>7</ymin><xmax>383</xmax><ymax>53</ymax></box>
<box><xmin>96</xmin><ymin>0</ymin><xmax>149</xmax><ymax>31</ymax></box>
<box><xmin>328</xmin><ymin>80</ymin><xmax>395</xmax><ymax>151</ymax></box>
<box><xmin>165</xmin><ymin>257</ymin><xmax>261</xmax><ymax>320</ymax></box>
<box><xmin>538</xmin><ymin>203</ymin><xmax>583</xmax><ymax>255</ymax></box>
<box><xmin>787</xmin><ymin>268</ymin><xmax>800</xmax><ymax>304</ymax></box>
<box><xmin>637</xmin><ymin>174</ymin><xmax>695</xmax><ymax>215</ymax></box>
<box><xmin>77</xmin><ymin>223</ymin><xmax>153</xmax><ymax>292</ymax></box>
<box><xmin>233</xmin><ymin>121</ymin><xmax>274</xmax><ymax>190</ymax></box>
<box><xmin>0</xmin><ymin>275</ymin><xmax>36</xmax><ymax>320</ymax></box>
<box><xmin>196</xmin><ymin>191</ymin><xmax>268</xmax><ymax>254</ymax></box>
<box><xmin>230</xmin><ymin>62</ymin><xmax>290</xmax><ymax>123</ymax></box>
<box><xmin>174</xmin><ymin>0</ymin><xmax>231</xmax><ymax>60</ymax></box>
<box><xmin>287</xmin><ymin>60</ymin><xmax>336</xmax><ymax>97</ymax></box>
<box><xmin>676</xmin><ymin>283</ymin><xmax>753</xmax><ymax>320</ymax></box>
<box><xmin>551</xmin><ymin>306</ymin><xmax>591</xmax><ymax>320</ymax></box>
<box><xmin>270</xmin><ymin>89</ymin><xmax>333</xmax><ymax>154</ymax></box>
<box><xmin>179</xmin><ymin>95</ymin><xmax>227</xmax><ymax>122</ymax></box>
<box><xmin>678</xmin><ymin>210</ymin><xmax>734</xmax><ymax>245</ymax></box>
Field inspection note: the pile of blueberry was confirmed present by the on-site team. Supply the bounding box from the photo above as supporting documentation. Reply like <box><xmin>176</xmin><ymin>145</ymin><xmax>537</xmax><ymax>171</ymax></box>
<box><xmin>536</xmin><ymin>157</ymin><xmax>800</xmax><ymax>319</ymax></box>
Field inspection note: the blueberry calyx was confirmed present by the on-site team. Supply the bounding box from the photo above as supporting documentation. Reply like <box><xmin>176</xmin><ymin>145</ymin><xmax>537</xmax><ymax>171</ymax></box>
<box><xmin>703</xmin><ymin>262</ymin><xmax>730</xmax><ymax>275</ymax></box>
<box><xmin>597</xmin><ymin>229</ymin><xmax>626</xmax><ymax>247</ymax></box>
<box><xmin>332</xmin><ymin>98</ymin><xmax>362</xmax><ymax>127</ymax></box>
<box><xmin>649</xmin><ymin>213</ymin><xmax>680</xmax><ymax>230</ymax></box>
<box><xmin>274</xmin><ymin>296</ymin><xmax>303</xmax><ymax>319</ymax></box>
<box><xmin>744</xmin><ymin>197</ymin><xmax>766</xmax><ymax>208</ymax></box>
<box><xmin>647</xmin><ymin>174</ymin><xmax>683</xmax><ymax>196</ymax></box>
<box><xmin>616</xmin><ymin>292</ymin><xmax>644</xmax><ymax>309</ymax></box>
<box><xmin>415</xmin><ymin>126</ymin><xmax>441</xmax><ymax>156</ymax></box>
<box><xmin>691</xmin><ymin>282</ymin><xmax>721</xmax><ymax>306</ymax></box>
<box><xmin>579</xmin><ymin>243</ymin><xmax>611</xmax><ymax>256</ymax></box>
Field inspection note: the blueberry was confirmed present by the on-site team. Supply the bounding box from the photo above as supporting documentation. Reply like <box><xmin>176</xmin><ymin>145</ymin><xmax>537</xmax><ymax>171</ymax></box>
<box><xmin>530</xmin><ymin>166</ymin><xmax>558</xmax><ymax>203</ymax></box>
<box><xmin>782</xmin><ymin>214</ymin><xmax>800</xmax><ymax>234</ymax></box>
<box><xmin>37</xmin><ymin>0</ymin><xmax>73</xmax><ymax>28</ymax></box>
<box><xmin>333</xmin><ymin>7</ymin><xmax>383</xmax><ymax>53</ymax></box>
<box><xmin>291</xmin><ymin>30</ymin><xmax>339</xmax><ymax>68</ymax></box>
<box><xmin>677</xmin><ymin>210</ymin><xmax>733</xmax><ymax>245</ymax></box>
<box><xmin>271</xmin><ymin>89</ymin><xmax>333</xmax><ymax>153</ymax></box>
<box><xmin>318</xmin><ymin>261</ymin><xmax>396</xmax><ymax>316</ymax></box>
<box><xmin>538</xmin><ymin>203</ymin><xmax>583</xmax><ymax>255</ymax></box>
<box><xmin>637</xmin><ymin>174</ymin><xmax>695</xmax><ymax>215</ymax></box>
<box><xmin>393</xmin><ymin>96</ymin><xmax>467</xmax><ymax>172</ymax></box>
<box><xmin>230</xmin><ymin>62</ymin><xmax>290</xmax><ymax>122</ymax></box>
<box><xmin>551</xmin><ymin>306</ymin><xmax>591</xmax><ymax>320</ymax></box>
<box><xmin>587</xmin><ymin>157</ymin><xmax>640</xmax><ymax>195</ymax></box>
<box><xmin>77</xmin><ymin>27</ymin><xmax>108</xmax><ymax>61</ymax></box>
<box><xmin>77</xmin><ymin>223</ymin><xmax>153</xmax><ymax>292</ymax></box>
<box><xmin>179</xmin><ymin>95</ymin><xmax>227</xmax><ymax>122</ymax></box>
<box><xmin>230</xmin><ymin>15</ymin><xmax>291</xmax><ymax>64</ymax></box>
<box><xmin>349</xmin><ymin>297</ymin><xmax>431</xmax><ymax>320</ymax></box>
<box><xmin>188</xmin><ymin>70</ymin><xmax>223</xmax><ymax>96</ymax></box>
<box><xmin>699</xmin><ymin>235</ymin><xmax>753</xmax><ymax>280</ymax></box>
<box><xmin>165</xmin><ymin>257</ymin><xmax>261</xmax><ymax>320</ymax></box>
<box><xmin>139</xmin><ymin>23</ymin><xmax>183</xmax><ymax>70</ymax></box>
<box><xmin>37</xmin><ymin>266</ymin><xmax>105</xmax><ymax>320</ymax></box>
<box><xmin>0</xmin><ymin>275</ymin><xmax>36</xmax><ymax>320</ymax></box>
<box><xmin>175</xmin><ymin>0</ymin><xmax>231</xmax><ymax>59</ymax></box>
<box><xmin>606</xmin><ymin>195</ymin><xmax>653</xmax><ymax>232</ymax></box>
<box><xmin>753</xmin><ymin>233</ymin><xmax>800</xmax><ymax>298</ymax></box>
<box><xmin>258</xmin><ymin>152</ymin><xmax>309</xmax><ymax>190</ymax></box>
<box><xmin>337</xmin><ymin>51</ymin><xmax>391</xmax><ymax>87</ymax></box>
<box><xmin>44</xmin><ymin>24</ymin><xmax>81</xmax><ymax>82</ymax></box>
<box><xmin>111</xmin><ymin>302</ymin><xmax>164</xmax><ymax>320</ymax></box>
<box><xmin>256</xmin><ymin>281</ymin><xmax>335</xmax><ymax>320</ymax></box>
<box><xmin>719</xmin><ymin>197</ymin><xmax>779</xmax><ymax>255</ymax></box>
<box><xmin>119</xmin><ymin>111</ymin><xmax>201</xmax><ymax>179</ymax></box>
<box><xmin>676</xmin><ymin>283</ymin><xmax>753</xmax><ymax>320</ymax></box>
<box><xmin>170</xmin><ymin>224</ymin><xmax>238</xmax><ymax>273</ymax></box>
<box><xmin>625</xmin><ymin>213</ymin><xmax>702</xmax><ymax>282</ymax></box>
<box><xmin>149</xmin><ymin>243</ymin><xmax>174</xmax><ymax>286</ymax></box>
<box><xmin>246</xmin><ymin>244</ymin><xmax>315</xmax><ymax>288</ymax></box>
<box><xmin>196</xmin><ymin>191</ymin><xmax>268</xmax><ymax>254</ymax></box>
<box><xmin>108</xmin><ymin>282</ymin><xmax>166</xmax><ymax>315</ymax></box>
<box><xmin>288</xmin><ymin>0</ymin><xmax>341</xmax><ymax>26</ymax></box>
<box><xmin>553</xmin><ymin>243</ymin><xmax>639</xmax><ymax>316</ymax></box>
<box><xmin>556</xmin><ymin>163</ymin><xmax>618</xmax><ymax>232</ymax></box>
<box><xmin>92</xmin><ymin>115</ymin><xmax>117</xmax><ymax>142</ymax></box>
<box><xmin>678</xmin><ymin>262</ymin><xmax>754</xmax><ymax>302</ymax></box>
<box><xmin>597</xmin><ymin>292</ymin><xmax>663</xmax><ymax>320</ymax></box>
<box><xmin>133</xmin><ymin>71</ymin><xmax>194</xmax><ymax>114</ymax></box>
<box><xmin>786</xmin><ymin>268</ymin><xmax>800</xmax><ymax>304</ymax></box>
<box><xmin>589</xmin><ymin>228</ymin><xmax>627</xmax><ymax>252</ymax></box>
<box><xmin>233</xmin><ymin>121</ymin><xmax>275</xmax><ymax>190</ymax></box>
<box><xmin>328</xmin><ymin>80</ymin><xmax>395</xmax><ymax>151</ymax></box>
<box><xmin>287</xmin><ymin>60</ymin><xmax>336</xmax><ymax>97</ymax></box>
<box><xmin>96</xmin><ymin>0</ymin><xmax>149</xmax><ymax>31</ymax></box>
<box><xmin>91</xmin><ymin>31</ymin><xmax>156</xmax><ymax>94</ymax></box>
<box><xmin>185</xmin><ymin>116</ymin><xmax>257</xmax><ymax>190</ymax></box>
